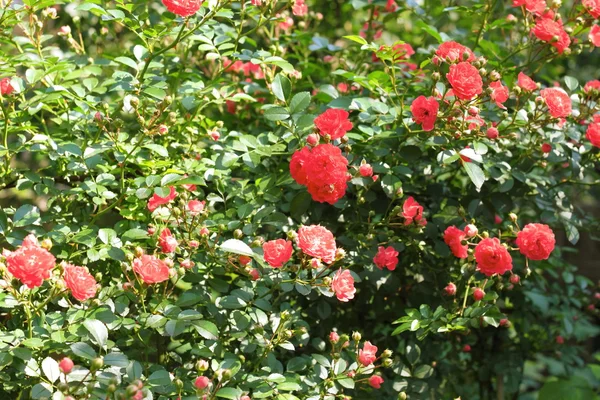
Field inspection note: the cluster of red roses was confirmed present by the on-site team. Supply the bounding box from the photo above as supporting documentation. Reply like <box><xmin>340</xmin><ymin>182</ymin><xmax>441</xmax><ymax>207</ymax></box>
<box><xmin>1</xmin><ymin>235</ymin><xmax>97</xmax><ymax>302</ymax></box>
<box><xmin>261</xmin><ymin>225</ymin><xmax>357</xmax><ymax>302</ymax></box>
<box><xmin>443</xmin><ymin>220</ymin><xmax>556</xmax><ymax>299</ymax></box>
<box><xmin>410</xmin><ymin>40</ymin><xmax>574</xmax><ymax>136</ymax></box>
<box><xmin>290</xmin><ymin>109</ymin><xmax>356</xmax><ymax>204</ymax></box>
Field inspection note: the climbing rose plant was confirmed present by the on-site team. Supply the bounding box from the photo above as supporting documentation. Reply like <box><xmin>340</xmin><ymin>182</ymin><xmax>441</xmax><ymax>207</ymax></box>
<box><xmin>1</xmin><ymin>0</ymin><xmax>600</xmax><ymax>399</ymax></box>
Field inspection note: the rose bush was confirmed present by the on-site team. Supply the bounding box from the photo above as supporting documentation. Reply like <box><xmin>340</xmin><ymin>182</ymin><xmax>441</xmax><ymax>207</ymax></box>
<box><xmin>1</xmin><ymin>0</ymin><xmax>600</xmax><ymax>399</ymax></box>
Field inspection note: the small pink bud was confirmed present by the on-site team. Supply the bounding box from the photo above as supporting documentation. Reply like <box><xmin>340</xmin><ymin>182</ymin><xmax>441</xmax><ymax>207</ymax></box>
<box><xmin>444</xmin><ymin>283</ymin><xmax>457</xmax><ymax>296</ymax></box>
<box><xmin>556</xmin><ymin>335</ymin><xmax>564</xmax><ymax>344</ymax></box>
<box><xmin>494</xmin><ymin>215</ymin><xmax>503</xmax><ymax>224</ymax></box>
<box><xmin>59</xmin><ymin>25</ymin><xmax>71</xmax><ymax>35</ymax></box>
<box><xmin>306</xmin><ymin>133</ymin><xmax>319</xmax><ymax>146</ymax></box>
<box><xmin>181</xmin><ymin>259</ymin><xmax>194</xmax><ymax>269</ymax></box>
<box><xmin>239</xmin><ymin>256</ymin><xmax>252</xmax><ymax>265</ymax></box>
<box><xmin>158</xmin><ymin>124</ymin><xmax>168</xmax><ymax>135</ymax></box>
<box><xmin>59</xmin><ymin>357</ymin><xmax>74</xmax><ymax>374</ymax></box>
<box><xmin>464</xmin><ymin>224</ymin><xmax>478</xmax><ymax>237</ymax></box>
<box><xmin>486</xmin><ymin>127</ymin><xmax>499</xmax><ymax>140</ymax></box>
<box><xmin>249</xmin><ymin>268</ymin><xmax>260</xmax><ymax>281</ymax></box>
<box><xmin>359</xmin><ymin>163</ymin><xmax>373</xmax><ymax>177</ymax></box>
<box><xmin>510</xmin><ymin>275</ymin><xmax>520</xmax><ymax>285</ymax></box>
<box><xmin>473</xmin><ymin>288</ymin><xmax>485</xmax><ymax>301</ymax></box>
<box><xmin>200</xmin><ymin>227</ymin><xmax>210</xmax><ymax>236</ymax></box>
<box><xmin>462</xmin><ymin>344</ymin><xmax>471</xmax><ymax>352</ymax></box>
<box><xmin>210</xmin><ymin>131</ymin><xmax>220</xmax><ymax>141</ymax></box>
<box><xmin>329</xmin><ymin>331</ymin><xmax>340</xmax><ymax>343</ymax></box>
<box><xmin>194</xmin><ymin>376</ymin><xmax>210</xmax><ymax>389</ymax></box>
<box><xmin>500</xmin><ymin>318</ymin><xmax>509</xmax><ymax>327</ymax></box>
<box><xmin>541</xmin><ymin>143</ymin><xmax>552</xmax><ymax>153</ymax></box>
<box><xmin>148</xmin><ymin>227</ymin><xmax>156</xmax><ymax>235</ymax></box>
<box><xmin>189</xmin><ymin>240</ymin><xmax>200</xmax><ymax>248</ymax></box>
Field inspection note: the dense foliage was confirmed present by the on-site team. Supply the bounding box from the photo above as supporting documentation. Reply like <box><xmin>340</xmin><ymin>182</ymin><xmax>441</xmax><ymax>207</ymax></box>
<box><xmin>1</xmin><ymin>0</ymin><xmax>600</xmax><ymax>399</ymax></box>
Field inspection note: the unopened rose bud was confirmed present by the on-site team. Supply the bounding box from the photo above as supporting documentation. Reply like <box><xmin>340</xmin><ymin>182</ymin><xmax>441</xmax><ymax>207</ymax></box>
<box><xmin>233</xmin><ymin>229</ymin><xmax>243</xmax><ymax>239</ymax></box>
<box><xmin>509</xmin><ymin>213</ymin><xmax>518</xmax><ymax>222</ymax></box>
<box><xmin>40</xmin><ymin>238</ymin><xmax>52</xmax><ymax>250</ymax></box>
<box><xmin>306</xmin><ymin>133</ymin><xmax>319</xmax><ymax>146</ymax></box>
<box><xmin>158</xmin><ymin>124</ymin><xmax>168</xmax><ymax>135</ymax></box>
<box><xmin>134</xmin><ymin>247</ymin><xmax>144</xmax><ymax>258</ymax></box>
<box><xmin>382</xmin><ymin>358</ymin><xmax>393</xmax><ymax>367</ymax></box>
<box><xmin>351</xmin><ymin>331</ymin><xmax>361</xmax><ymax>341</ymax></box>
<box><xmin>196</xmin><ymin>359</ymin><xmax>209</xmax><ymax>372</ymax></box>
<box><xmin>91</xmin><ymin>357</ymin><xmax>104</xmax><ymax>371</ymax></box>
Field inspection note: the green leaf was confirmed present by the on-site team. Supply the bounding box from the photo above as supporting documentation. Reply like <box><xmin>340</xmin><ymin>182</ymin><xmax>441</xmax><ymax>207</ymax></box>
<box><xmin>272</xmin><ymin>74</ymin><xmax>292</xmax><ymax>102</ymax></box>
<box><xmin>144</xmin><ymin>144</ymin><xmax>169</xmax><ymax>157</ymax></box>
<box><xmin>114</xmin><ymin>56</ymin><xmax>138</xmax><ymax>71</ymax></box>
<box><xmin>220</xmin><ymin>239</ymin><xmax>254</xmax><ymax>256</ymax></box>
<box><xmin>148</xmin><ymin>369</ymin><xmax>172</xmax><ymax>386</ymax></box>
<box><xmin>564</xmin><ymin>76</ymin><xmax>578</xmax><ymax>91</ymax></box>
<box><xmin>83</xmin><ymin>319</ymin><xmax>108</xmax><ymax>349</ymax></box>
<box><xmin>41</xmin><ymin>357</ymin><xmax>60</xmax><ymax>383</ymax></box>
<box><xmin>415</xmin><ymin>20</ymin><xmax>443</xmax><ymax>43</ymax></box>
<box><xmin>343</xmin><ymin>35</ymin><xmax>368</xmax><ymax>45</ymax></box>
<box><xmin>264</xmin><ymin>106</ymin><xmax>290</xmax><ymax>121</ymax></box>
<box><xmin>122</xmin><ymin>229</ymin><xmax>149</xmax><ymax>241</ymax></box>
<box><xmin>14</xmin><ymin>204</ymin><xmax>41</xmax><ymax>227</ymax></box>
<box><xmin>70</xmin><ymin>342</ymin><xmax>97</xmax><ymax>360</ymax></box>
<box><xmin>216</xmin><ymin>387</ymin><xmax>243</xmax><ymax>399</ymax></box>
<box><xmin>462</xmin><ymin>162</ymin><xmax>486</xmax><ymax>192</ymax></box>
<box><xmin>191</xmin><ymin>320</ymin><xmax>219</xmax><ymax>340</ymax></box>
<box><xmin>289</xmin><ymin>92</ymin><xmax>311</xmax><ymax>114</ymax></box>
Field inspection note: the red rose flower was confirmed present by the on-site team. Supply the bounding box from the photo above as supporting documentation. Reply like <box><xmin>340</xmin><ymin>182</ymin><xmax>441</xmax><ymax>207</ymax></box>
<box><xmin>162</xmin><ymin>0</ymin><xmax>203</xmax><ymax>17</ymax></box>
<box><xmin>291</xmin><ymin>144</ymin><xmax>349</xmax><ymax>204</ymax></box>
<box><xmin>410</xmin><ymin>96</ymin><xmax>439</xmax><ymax>131</ymax></box>
<box><xmin>369</xmin><ymin>375</ymin><xmax>384</xmax><ymax>389</ymax></box>
<box><xmin>443</xmin><ymin>226</ymin><xmax>468</xmax><ymax>259</ymax></box>
<box><xmin>435</xmin><ymin>41</ymin><xmax>476</xmax><ymax>63</ymax></box>
<box><xmin>541</xmin><ymin>143</ymin><xmax>552</xmax><ymax>153</ymax></box>
<box><xmin>158</xmin><ymin>228</ymin><xmax>178</xmax><ymax>253</ymax></box>
<box><xmin>262</xmin><ymin>239</ymin><xmax>293</xmax><ymax>268</ymax></box>
<box><xmin>474</xmin><ymin>238</ymin><xmax>513</xmax><ymax>276</ymax></box>
<box><xmin>331</xmin><ymin>268</ymin><xmax>355</xmax><ymax>302</ymax></box>
<box><xmin>532</xmin><ymin>14</ymin><xmax>571</xmax><ymax>54</ymax></box>
<box><xmin>187</xmin><ymin>200</ymin><xmax>205</xmax><ymax>215</ymax></box>
<box><xmin>513</xmin><ymin>0</ymin><xmax>546</xmax><ymax>15</ymax></box>
<box><xmin>373</xmin><ymin>246</ymin><xmax>399</xmax><ymax>271</ymax></box>
<box><xmin>290</xmin><ymin>146</ymin><xmax>311</xmax><ymax>185</ymax></box>
<box><xmin>584</xmin><ymin>0</ymin><xmax>600</xmax><ymax>18</ymax></box>
<box><xmin>518</xmin><ymin>72</ymin><xmax>537</xmax><ymax>91</ymax></box>
<box><xmin>314</xmin><ymin>109</ymin><xmax>353</xmax><ymax>140</ymax></box>
<box><xmin>358</xmin><ymin>341</ymin><xmax>378</xmax><ymax>366</ymax></box>
<box><xmin>446</xmin><ymin>62</ymin><xmax>483</xmax><ymax>100</ymax></box>
<box><xmin>590</xmin><ymin>25</ymin><xmax>600</xmax><ymax>47</ymax></box>
<box><xmin>391</xmin><ymin>43</ymin><xmax>414</xmax><ymax>61</ymax></box>
<box><xmin>586</xmin><ymin>122</ymin><xmax>600</xmax><ymax>148</ymax></box>
<box><xmin>133</xmin><ymin>255</ymin><xmax>170</xmax><ymax>284</ymax></box>
<box><xmin>540</xmin><ymin>88</ymin><xmax>571</xmax><ymax>118</ymax></box>
<box><xmin>584</xmin><ymin>80</ymin><xmax>600</xmax><ymax>93</ymax></box>
<box><xmin>148</xmin><ymin>186</ymin><xmax>177</xmax><ymax>211</ymax></box>
<box><xmin>5</xmin><ymin>235</ymin><xmax>56</xmax><ymax>288</ymax></box>
<box><xmin>385</xmin><ymin>0</ymin><xmax>398</xmax><ymax>12</ymax></box>
<box><xmin>64</xmin><ymin>264</ymin><xmax>97</xmax><ymax>301</ymax></box>
<box><xmin>297</xmin><ymin>225</ymin><xmax>337</xmax><ymax>263</ymax></box>
<box><xmin>516</xmin><ymin>223</ymin><xmax>556</xmax><ymax>260</ymax></box>
<box><xmin>0</xmin><ymin>77</ymin><xmax>15</xmax><ymax>96</ymax></box>
<box><xmin>292</xmin><ymin>0</ymin><xmax>308</xmax><ymax>16</ymax></box>
<box><xmin>402</xmin><ymin>196</ymin><xmax>426</xmax><ymax>226</ymax></box>
<box><xmin>489</xmin><ymin>81</ymin><xmax>509</xmax><ymax>109</ymax></box>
